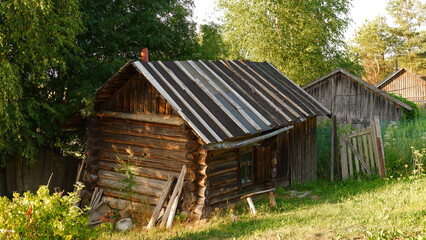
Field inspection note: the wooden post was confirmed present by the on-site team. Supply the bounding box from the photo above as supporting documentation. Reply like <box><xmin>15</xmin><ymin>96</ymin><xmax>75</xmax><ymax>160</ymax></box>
<box><xmin>330</xmin><ymin>116</ymin><xmax>335</xmax><ymax>181</ymax></box>
<box><xmin>268</xmin><ymin>191</ymin><xmax>277</xmax><ymax>207</ymax></box>
<box><xmin>340</xmin><ymin>135</ymin><xmax>348</xmax><ymax>180</ymax></box>
<box><xmin>246</xmin><ymin>197</ymin><xmax>257</xmax><ymax>215</ymax></box>
<box><xmin>333</xmin><ymin>116</ymin><xmax>340</xmax><ymax>179</ymax></box>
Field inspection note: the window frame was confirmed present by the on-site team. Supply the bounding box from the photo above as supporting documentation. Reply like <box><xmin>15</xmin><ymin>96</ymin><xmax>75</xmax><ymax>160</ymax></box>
<box><xmin>239</xmin><ymin>147</ymin><xmax>254</xmax><ymax>187</ymax></box>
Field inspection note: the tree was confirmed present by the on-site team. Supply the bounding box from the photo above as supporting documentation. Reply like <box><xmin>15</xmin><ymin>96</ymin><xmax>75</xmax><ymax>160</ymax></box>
<box><xmin>217</xmin><ymin>0</ymin><xmax>363</xmax><ymax>85</ymax></box>
<box><xmin>0</xmin><ymin>0</ymin><xmax>83</xmax><ymax>164</ymax></box>
<box><xmin>196</xmin><ymin>22</ymin><xmax>228</xmax><ymax>60</ymax></box>
<box><xmin>75</xmin><ymin>0</ymin><xmax>198</xmax><ymax>90</ymax></box>
<box><xmin>386</xmin><ymin>0</ymin><xmax>426</xmax><ymax>74</ymax></box>
<box><xmin>350</xmin><ymin>16</ymin><xmax>397</xmax><ymax>84</ymax></box>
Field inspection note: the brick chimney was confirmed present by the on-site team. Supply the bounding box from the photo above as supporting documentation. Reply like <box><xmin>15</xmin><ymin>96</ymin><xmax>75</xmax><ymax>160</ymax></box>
<box><xmin>141</xmin><ymin>48</ymin><xmax>149</xmax><ymax>61</ymax></box>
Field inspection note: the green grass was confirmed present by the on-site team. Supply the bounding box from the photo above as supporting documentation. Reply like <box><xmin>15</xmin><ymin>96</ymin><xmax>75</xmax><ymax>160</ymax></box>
<box><xmin>99</xmin><ymin>176</ymin><xmax>426</xmax><ymax>239</ymax></box>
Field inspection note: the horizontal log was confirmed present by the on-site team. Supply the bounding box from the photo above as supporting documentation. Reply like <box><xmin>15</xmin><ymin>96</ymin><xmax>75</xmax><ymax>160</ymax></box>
<box><xmin>196</xmin><ymin>197</ymin><xmax>206</xmax><ymax>205</ymax></box>
<box><xmin>196</xmin><ymin>186</ymin><xmax>207</xmax><ymax>198</ymax></box>
<box><xmin>208</xmin><ymin>184</ymin><xmax>239</xmax><ymax>199</ymax></box>
<box><xmin>183</xmin><ymin>182</ymin><xmax>197</xmax><ymax>192</ymax></box>
<box><xmin>97</xmin><ymin>169</ymin><xmax>166</xmax><ymax>190</ymax></box>
<box><xmin>87</xmin><ymin>163</ymin><xmax>100</xmax><ymax>173</ymax></box>
<box><xmin>98</xmin><ymin>154</ymin><xmax>184</xmax><ymax>174</ymax></box>
<box><xmin>186</xmin><ymin>170</ymin><xmax>197</xmax><ymax>182</ymax></box>
<box><xmin>208</xmin><ymin>149</ymin><xmax>235</xmax><ymax>159</ymax></box>
<box><xmin>198</xmin><ymin>165</ymin><xmax>208</xmax><ymax>176</ymax></box>
<box><xmin>83</xmin><ymin>172</ymin><xmax>98</xmax><ymax>183</ymax></box>
<box><xmin>100</xmin><ymin>187</ymin><xmax>161</xmax><ymax>206</ymax></box>
<box><xmin>99</xmin><ymin>141</ymin><xmax>187</xmax><ymax>162</ymax></box>
<box><xmin>197</xmin><ymin>155</ymin><xmax>207</xmax><ymax>166</ymax></box>
<box><xmin>208</xmin><ymin>153</ymin><xmax>238</xmax><ymax>167</ymax></box>
<box><xmin>97</xmin><ymin>177</ymin><xmax>163</xmax><ymax>198</ymax></box>
<box><xmin>102</xmin><ymin>196</ymin><xmax>154</xmax><ymax>212</ymax></box>
<box><xmin>209</xmin><ymin>167</ymin><xmax>238</xmax><ymax>178</ymax></box>
<box><xmin>99</xmin><ymin>131</ymin><xmax>187</xmax><ymax>151</ymax></box>
<box><xmin>208</xmin><ymin>160</ymin><xmax>238</xmax><ymax>174</ymax></box>
<box><xmin>97</xmin><ymin>120</ymin><xmax>188</xmax><ymax>139</ymax></box>
<box><xmin>98</xmin><ymin>110</ymin><xmax>184</xmax><ymax>126</ymax></box>
<box><xmin>209</xmin><ymin>150</ymin><xmax>237</xmax><ymax>161</ymax></box>
<box><xmin>208</xmin><ymin>172</ymin><xmax>238</xmax><ymax>187</ymax></box>
<box><xmin>98</xmin><ymin>161</ymin><xmax>178</xmax><ymax>180</ymax></box>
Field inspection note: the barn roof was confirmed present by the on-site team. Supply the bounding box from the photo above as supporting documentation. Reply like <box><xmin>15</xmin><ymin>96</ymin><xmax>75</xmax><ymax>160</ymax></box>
<box><xmin>303</xmin><ymin>68</ymin><xmax>412</xmax><ymax>111</ymax></box>
<box><xmin>376</xmin><ymin>68</ymin><xmax>426</xmax><ymax>88</ymax></box>
<box><xmin>95</xmin><ymin>60</ymin><xmax>330</xmax><ymax>144</ymax></box>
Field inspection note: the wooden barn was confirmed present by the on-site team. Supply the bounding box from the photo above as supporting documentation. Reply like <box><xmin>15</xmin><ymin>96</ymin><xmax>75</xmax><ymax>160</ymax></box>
<box><xmin>303</xmin><ymin>68</ymin><xmax>412</xmax><ymax>127</ymax></box>
<box><xmin>376</xmin><ymin>68</ymin><xmax>426</xmax><ymax>105</ymax></box>
<box><xmin>82</xmin><ymin>60</ymin><xmax>329</xmax><ymax>219</ymax></box>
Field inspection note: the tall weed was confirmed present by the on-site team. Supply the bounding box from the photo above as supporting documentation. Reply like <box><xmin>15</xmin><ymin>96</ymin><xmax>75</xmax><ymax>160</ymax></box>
<box><xmin>382</xmin><ymin>118</ymin><xmax>426</xmax><ymax>176</ymax></box>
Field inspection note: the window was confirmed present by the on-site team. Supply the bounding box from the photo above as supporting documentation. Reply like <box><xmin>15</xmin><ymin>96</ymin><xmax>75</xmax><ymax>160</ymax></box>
<box><xmin>240</xmin><ymin>150</ymin><xmax>253</xmax><ymax>185</ymax></box>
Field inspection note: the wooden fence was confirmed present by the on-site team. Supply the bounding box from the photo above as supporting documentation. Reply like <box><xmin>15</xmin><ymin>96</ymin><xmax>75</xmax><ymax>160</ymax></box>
<box><xmin>0</xmin><ymin>149</ymin><xmax>80</xmax><ymax>196</ymax></box>
<box><xmin>339</xmin><ymin>116</ymin><xmax>386</xmax><ymax>180</ymax></box>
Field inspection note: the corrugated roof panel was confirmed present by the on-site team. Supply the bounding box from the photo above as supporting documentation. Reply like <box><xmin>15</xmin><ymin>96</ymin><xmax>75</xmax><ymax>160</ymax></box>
<box><xmin>95</xmin><ymin>59</ymin><xmax>330</xmax><ymax>144</ymax></box>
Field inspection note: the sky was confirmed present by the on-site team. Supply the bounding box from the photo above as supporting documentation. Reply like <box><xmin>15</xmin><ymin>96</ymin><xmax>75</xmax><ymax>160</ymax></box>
<box><xmin>192</xmin><ymin>0</ymin><xmax>391</xmax><ymax>41</ymax></box>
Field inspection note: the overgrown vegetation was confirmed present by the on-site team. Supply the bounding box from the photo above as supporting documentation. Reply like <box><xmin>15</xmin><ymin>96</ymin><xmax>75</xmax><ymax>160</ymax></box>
<box><xmin>0</xmin><ymin>183</ymin><xmax>98</xmax><ymax>239</ymax></box>
<box><xmin>101</xmin><ymin>174</ymin><xmax>425</xmax><ymax>239</ymax></box>
<box><xmin>382</xmin><ymin>119</ymin><xmax>426</xmax><ymax>177</ymax></box>
<box><xmin>389</xmin><ymin>93</ymin><xmax>420</xmax><ymax>120</ymax></box>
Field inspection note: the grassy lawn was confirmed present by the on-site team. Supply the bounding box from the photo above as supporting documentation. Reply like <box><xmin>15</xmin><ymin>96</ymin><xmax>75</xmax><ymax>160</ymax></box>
<box><xmin>100</xmin><ymin>175</ymin><xmax>426</xmax><ymax>239</ymax></box>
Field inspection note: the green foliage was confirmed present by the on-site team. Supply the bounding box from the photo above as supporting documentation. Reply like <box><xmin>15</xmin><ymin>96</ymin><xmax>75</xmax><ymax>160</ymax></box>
<box><xmin>0</xmin><ymin>0</ymin><xmax>84</xmax><ymax>165</ymax></box>
<box><xmin>75</xmin><ymin>0</ymin><xmax>198</xmax><ymax>90</ymax></box>
<box><xmin>382</xmin><ymin>119</ymin><xmax>426</xmax><ymax>176</ymax></box>
<box><xmin>115</xmin><ymin>155</ymin><xmax>137</xmax><ymax>201</ymax></box>
<box><xmin>0</xmin><ymin>183</ymin><xmax>98</xmax><ymax>239</ymax></box>
<box><xmin>349</xmin><ymin>16</ymin><xmax>397</xmax><ymax>84</ymax></box>
<box><xmin>103</xmin><ymin>177</ymin><xmax>426</xmax><ymax>239</ymax></box>
<box><xmin>382</xmin><ymin>119</ymin><xmax>426</xmax><ymax>177</ymax></box>
<box><xmin>350</xmin><ymin>0</ymin><xmax>426</xmax><ymax>80</ymax></box>
<box><xmin>389</xmin><ymin>93</ymin><xmax>420</xmax><ymax>120</ymax></box>
<box><xmin>316</xmin><ymin>119</ymin><xmax>332</xmax><ymax>179</ymax></box>
<box><xmin>195</xmin><ymin>23</ymin><xmax>228</xmax><ymax>60</ymax></box>
<box><xmin>217</xmin><ymin>0</ymin><xmax>363</xmax><ymax>85</ymax></box>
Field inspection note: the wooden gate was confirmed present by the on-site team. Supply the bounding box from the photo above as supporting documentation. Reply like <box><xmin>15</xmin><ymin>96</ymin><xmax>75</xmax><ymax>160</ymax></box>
<box><xmin>339</xmin><ymin>116</ymin><xmax>386</xmax><ymax>180</ymax></box>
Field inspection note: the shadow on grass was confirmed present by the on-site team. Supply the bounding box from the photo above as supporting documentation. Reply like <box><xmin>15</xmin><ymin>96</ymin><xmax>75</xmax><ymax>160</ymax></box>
<box><xmin>168</xmin><ymin>176</ymin><xmax>387</xmax><ymax>240</ymax></box>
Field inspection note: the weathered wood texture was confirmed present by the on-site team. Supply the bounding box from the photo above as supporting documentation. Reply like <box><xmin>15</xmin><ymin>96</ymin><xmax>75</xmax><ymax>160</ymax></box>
<box><xmin>276</xmin><ymin>117</ymin><xmax>317</xmax><ymax>184</ymax></box>
<box><xmin>0</xmin><ymin>149</ymin><xmax>80</xmax><ymax>196</ymax></box>
<box><xmin>379</xmin><ymin>70</ymin><xmax>426</xmax><ymax>105</ymax></box>
<box><xmin>102</xmin><ymin>74</ymin><xmax>176</xmax><ymax>115</ymax></box>
<box><xmin>305</xmin><ymin>73</ymin><xmax>405</xmax><ymax>127</ymax></box>
<box><xmin>87</xmin><ymin>116</ymin><xmax>189</xmax><ymax>210</ymax></box>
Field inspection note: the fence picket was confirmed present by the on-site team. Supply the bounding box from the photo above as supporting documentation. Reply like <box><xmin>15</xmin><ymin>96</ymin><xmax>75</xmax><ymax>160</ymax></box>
<box><xmin>362</xmin><ymin>135</ymin><xmax>371</xmax><ymax>175</ymax></box>
<box><xmin>340</xmin><ymin>135</ymin><xmax>348</xmax><ymax>180</ymax></box>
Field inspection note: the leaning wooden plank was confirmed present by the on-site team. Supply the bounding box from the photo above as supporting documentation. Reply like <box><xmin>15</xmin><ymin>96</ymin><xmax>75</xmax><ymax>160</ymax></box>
<box><xmin>356</xmin><ymin>136</ymin><xmax>365</xmax><ymax>174</ymax></box>
<box><xmin>147</xmin><ymin>175</ymin><xmax>175</xmax><ymax>231</ymax></box>
<box><xmin>367</xmin><ymin>132</ymin><xmax>375</xmax><ymax>172</ymax></box>
<box><xmin>345</xmin><ymin>139</ymin><xmax>372</xmax><ymax>175</ymax></box>
<box><xmin>374</xmin><ymin>115</ymin><xmax>386</xmax><ymax>176</ymax></box>
<box><xmin>352</xmin><ymin>138</ymin><xmax>360</xmax><ymax>177</ymax></box>
<box><xmin>166</xmin><ymin>174</ymin><xmax>185</xmax><ymax>229</ymax></box>
<box><xmin>371</xmin><ymin>121</ymin><xmax>382</xmax><ymax>176</ymax></box>
<box><xmin>340</xmin><ymin>136</ymin><xmax>348</xmax><ymax>180</ymax></box>
<box><xmin>240</xmin><ymin>188</ymin><xmax>276</xmax><ymax>199</ymax></box>
<box><xmin>160</xmin><ymin>165</ymin><xmax>187</xmax><ymax>228</ymax></box>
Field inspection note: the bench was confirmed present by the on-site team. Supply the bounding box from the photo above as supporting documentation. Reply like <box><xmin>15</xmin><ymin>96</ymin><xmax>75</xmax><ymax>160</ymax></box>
<box><xmin>240</xmin><ymin>188</ymin><xmax>276</xmax><ymax>215</ymax></box>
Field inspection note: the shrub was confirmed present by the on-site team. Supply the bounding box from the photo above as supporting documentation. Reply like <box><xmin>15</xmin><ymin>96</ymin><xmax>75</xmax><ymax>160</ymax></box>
<box><xmin>0</xmin><ymin>184</ymin><xmax>99</xmax><ymax>239</ymax></box>
<box><xmin>388</xmin><ymin>93</ymin><xmax>419</xmax><ymax>120</ymax></box>
<box><xmin>382</xmin><ymin>119</ymin><xmax>426</xmax><ymax>176</ymax></box>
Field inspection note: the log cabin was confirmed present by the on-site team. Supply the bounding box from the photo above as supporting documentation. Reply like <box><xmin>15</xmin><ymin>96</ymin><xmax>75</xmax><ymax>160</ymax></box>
<box><xmin>82</xmin><ymin>60</ymin><xmax>330</xmax><ymax>219</ymax></box>
<box><xmin>376</xmin><ymin>68</ymin><xmax>426</xmax><ymax>105</ymax></box>
<box><xmin>303</xmin><ymin>68</ymin><xmax>412</xmax><ymax>128</ymax></box>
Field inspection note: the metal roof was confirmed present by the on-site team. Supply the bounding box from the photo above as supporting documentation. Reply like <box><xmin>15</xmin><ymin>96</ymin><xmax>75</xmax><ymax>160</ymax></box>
<box><xmin>95</xmin><ymin>60</ymin><xmax>330</xmax><ymax>144</ymax></box>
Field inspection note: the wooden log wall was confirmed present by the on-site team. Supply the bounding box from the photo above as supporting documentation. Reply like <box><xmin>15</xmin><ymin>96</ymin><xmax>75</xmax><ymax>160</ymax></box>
<box><xmin>103</xmin><ymin>74</ymin><xmax>176</xmax><ymax>115</ymax></box>
<box><xmin>305</xmin><ymin>73</ymin><xmax>405</xmax><ymax>127</ymax></box>
<box><xmin>195</xmin><ymin>137</ymin><xmax>278</xmax><ymax>215</ymax></box>
<box><xmin>380</xmin><ymin>71</ymin><xmax>426</xmax><ymax>105</ymax></box>
<box><xmin>276</xmin><ymin>117</ymin><xmax>317</xmax><ymax>185</ymax></box>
